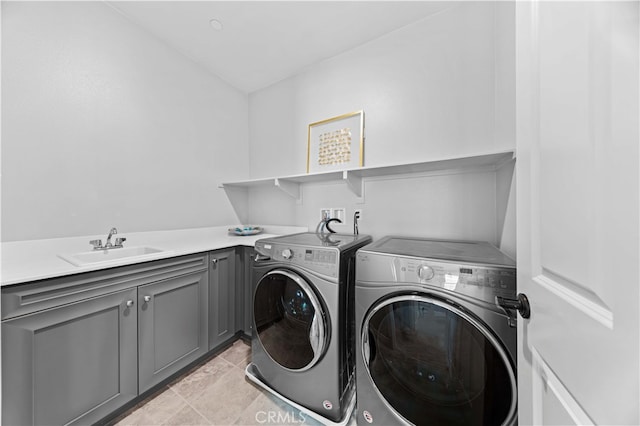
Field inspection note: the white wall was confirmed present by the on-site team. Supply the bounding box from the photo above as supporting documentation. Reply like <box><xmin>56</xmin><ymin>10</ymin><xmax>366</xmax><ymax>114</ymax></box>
<box><xmin>1</xmin><ymin>2</ymin><xmax>249</xmax><ymax>242</ymax></box>
<box><xmin>247</xmin><ymin>2</ymin><xmax>516</xmax><ymax>254</ymax></box>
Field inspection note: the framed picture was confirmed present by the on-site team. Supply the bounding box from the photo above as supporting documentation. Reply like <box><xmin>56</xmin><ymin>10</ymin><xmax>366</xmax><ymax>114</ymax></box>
<box><xmin>307</xmin><ymin>110</ymin><xmax>364</xmax><ymax>173</ymax></box>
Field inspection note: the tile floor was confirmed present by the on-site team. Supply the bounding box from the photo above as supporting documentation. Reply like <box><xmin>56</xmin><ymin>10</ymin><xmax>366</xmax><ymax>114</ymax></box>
<box><xmin>113</xmin><ymin>339</ymin><xmax>355</xmax><ymax>426</ymax></box>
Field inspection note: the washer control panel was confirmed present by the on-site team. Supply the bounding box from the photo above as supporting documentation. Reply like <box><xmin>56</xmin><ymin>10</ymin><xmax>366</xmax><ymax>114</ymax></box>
<box><xmin>255</xmin><ymin>241</ymin><xmax>339</xmax><ymax>278</ymax></box>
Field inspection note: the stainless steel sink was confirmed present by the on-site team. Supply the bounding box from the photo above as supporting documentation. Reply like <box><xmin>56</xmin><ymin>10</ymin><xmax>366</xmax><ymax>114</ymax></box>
<box><xmin>58</xmin><ymin>246</ymin><xmax>164</xmax><ymax>267</ymax></box>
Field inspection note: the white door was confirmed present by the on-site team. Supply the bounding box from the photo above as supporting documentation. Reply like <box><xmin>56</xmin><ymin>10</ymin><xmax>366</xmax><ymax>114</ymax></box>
<box><xmin>516</xmin><ymin>1</ymin><xmax>639</xmax><ymax>425</ymax></box>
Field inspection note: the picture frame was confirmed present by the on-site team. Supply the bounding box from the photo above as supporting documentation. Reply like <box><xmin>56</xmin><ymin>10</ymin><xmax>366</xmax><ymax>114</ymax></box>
<box><xmin>307</xmin><ymin>110</ymin><xmax>364</xmax><ymax>173</ymax></box>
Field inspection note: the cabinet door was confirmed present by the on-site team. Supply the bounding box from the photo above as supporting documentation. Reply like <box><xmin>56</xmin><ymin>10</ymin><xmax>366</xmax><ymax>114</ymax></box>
<box><xmin>209</xmin><ymin>248</ymin><xmax>236</xmax><ymax>350</ymax></box>
<box><xmin>1</xmin><ymin>288</ymin><xmax>138</xmax><ymax>426</ymax></box>
<box><xmin>138</xmin><ymin>269</ymin><xmax>209</xmax><ymax>393</ymax></box>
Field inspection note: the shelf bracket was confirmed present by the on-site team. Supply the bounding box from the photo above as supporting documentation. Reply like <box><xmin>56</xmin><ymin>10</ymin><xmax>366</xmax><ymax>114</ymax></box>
<box><xmin>274</xmin><ymin>178</ymin><xmax>302</xmax><ymax>203</ymax></box>
<box><xmin>220</xmin><ymin>185</ymin><xmax>250</xmax><ymax>224</ymax></box>
<box><xmin>343</xmin><ymin>171</ymin><xmax>364</xmax><ymax>202</ymax></box>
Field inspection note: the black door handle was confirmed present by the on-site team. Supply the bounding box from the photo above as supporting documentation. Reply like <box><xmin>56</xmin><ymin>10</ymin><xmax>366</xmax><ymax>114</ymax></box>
<box><xmin>496</xmin><ymin>293</ymin><xmax>531</xmax><ymax>319</ymax></box>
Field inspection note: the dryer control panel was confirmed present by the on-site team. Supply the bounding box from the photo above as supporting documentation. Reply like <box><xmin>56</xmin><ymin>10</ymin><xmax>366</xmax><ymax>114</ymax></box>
<box><xmin>357</xmin><ymin>252</ymin><xmax>516</xmax><ymax>304</ymax></box>
<box><xmin>397</xmin><ymin>257</ymin><xmax>516</xmax><ymax>301</ymax></box>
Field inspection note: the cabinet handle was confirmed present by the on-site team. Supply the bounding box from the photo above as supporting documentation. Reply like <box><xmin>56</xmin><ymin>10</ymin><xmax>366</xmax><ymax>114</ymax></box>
<box><xmin>211</xmin><ymin>258</ymin><xmax>218</xmax><ymax>264</ymax></box>
<box><xmin>126</xmin><ymin>300</ymin><xmax>134</xmax><ymax>307</ymax></box>
<box><xmin>143</xmin><ymin>295</ymin><xmax>152</xmax><ymax>303</ymax></box>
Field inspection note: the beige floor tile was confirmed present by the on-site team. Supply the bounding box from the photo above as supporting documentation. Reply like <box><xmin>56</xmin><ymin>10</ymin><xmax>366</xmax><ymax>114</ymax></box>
<box><xmin>190</xmin><ymin>367</ymin><xmax>261</xmax><ymax>425</ymax></box>
<box><xmin>163</xmin><ymin>404</ymin><xmax>211</xmax><ymax>426</ymax></box>
<box><xmin>113</xmin><ymin>338</ymin><xmax>356</xmax><ymax>426</ymax></box>
<box><xmin>219</xmin><ymin>339</ymin><xmax>252</xmax><ymax>366</ymax></box>
<box><xmin>236</xmin><ymin>355</ymin><xmax>251</xmax><ymax>370</ymax></box>
<box><xmin>114</xmin><ymin>387</ymin><xmax>187</xmax><ymax>426</ymax></box>
<box><xmin>169</xmin><ymin>355</ymin><xmax>236</xmax><ymax>402</ymax></box>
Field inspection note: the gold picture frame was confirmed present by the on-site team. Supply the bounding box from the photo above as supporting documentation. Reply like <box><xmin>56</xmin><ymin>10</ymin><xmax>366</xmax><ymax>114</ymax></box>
<box><xmin>307</xmin><ymin>110</ymin><xmax>364</xmax><ymax>173</ymax></box>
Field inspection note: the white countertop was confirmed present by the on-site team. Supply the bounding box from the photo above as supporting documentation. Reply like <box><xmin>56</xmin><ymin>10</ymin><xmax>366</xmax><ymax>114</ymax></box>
<box><xmin>0</xmin><ymin>225</ymin><xmax>307</xmax><ymax>286</ymax></box>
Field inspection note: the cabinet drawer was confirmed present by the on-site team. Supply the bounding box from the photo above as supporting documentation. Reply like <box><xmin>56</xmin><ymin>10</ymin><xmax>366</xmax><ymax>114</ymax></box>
<box><xmin>2</xmin><ymin>254</ymin><xmax>208</xmax><ymax>320</ymax></box>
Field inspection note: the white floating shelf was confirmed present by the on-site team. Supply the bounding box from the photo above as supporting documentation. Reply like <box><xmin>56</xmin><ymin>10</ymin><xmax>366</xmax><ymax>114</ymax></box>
<box><xmin>220</xmin><ymin>150</ymin><xmax>515</xmax><ymax>203</ymax></box>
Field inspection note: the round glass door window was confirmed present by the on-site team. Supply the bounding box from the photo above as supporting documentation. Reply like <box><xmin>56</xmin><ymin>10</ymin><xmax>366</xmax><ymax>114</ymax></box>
<box><xmin>362</xmin><ymin>295</ymin><xmax>516</xmax><ymax>425</ymax></box>
<box><xmin>254</xmin><ymin>270</ymin><xmax>328</xmax><ymax>371</ymax></box>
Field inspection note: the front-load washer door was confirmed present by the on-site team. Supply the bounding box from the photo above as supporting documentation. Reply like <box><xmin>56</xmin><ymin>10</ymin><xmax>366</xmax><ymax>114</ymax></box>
<box><xmin>362</xmin><ymin>294</ymin><xmax>516</xmax><ymax>426</ymax></box>
<box><xmin>254</xmin><ymin>269</ymin><xmax>328</xmax><ymax>371</ymax></box>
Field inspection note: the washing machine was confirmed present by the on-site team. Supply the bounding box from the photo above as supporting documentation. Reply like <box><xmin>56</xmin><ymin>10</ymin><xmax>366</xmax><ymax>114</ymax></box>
<box><xmin>246</xmin><ymin>231</ymin><xmax>372</xmax><ymax>425</ymax></box>
<box><xmin>355</xmin><ymin>236</ymin><xmax>518</xmax><ymax>426</ymax></box>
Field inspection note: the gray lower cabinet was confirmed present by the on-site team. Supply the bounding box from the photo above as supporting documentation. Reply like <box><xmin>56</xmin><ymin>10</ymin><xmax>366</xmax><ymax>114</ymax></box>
<box><xmin>138</xmin><ymin>267</ymin><xmax>209</xmax><ymax>393</ymax></box>
<box><xmin>1</xmin><ymin>288</ymin><xmax>138</xmax><ymax>426</ymax></box>
<box><xmin>209</xmin><ymin>248</ymin><xmax>236</xmax><ymax>350</ymax></box>
<box><xmin>2</xmin><ymin>252</ymin><xmax>210</xmax><ymax>426</ymax></box>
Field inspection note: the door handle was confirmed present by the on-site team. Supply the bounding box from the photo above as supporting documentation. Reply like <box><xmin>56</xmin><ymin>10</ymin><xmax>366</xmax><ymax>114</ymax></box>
<box><xmin>309</xmin><ymin>314</ymin><xmax>320</xmax><ymax>356</ymax></box>
<box><xmin>496</xmin><ymin>293</ymin><xmax>531</xmax><ymax>327</ymax></box>
<box><xmin>143</xmin><ymin>295</ymin><xmax>151</xmax><ymax>303</ymax></box>
<box><xmin>363</xmin><ymin>331</ymin><xmax>376</xmax><ymax>365</ymax></box>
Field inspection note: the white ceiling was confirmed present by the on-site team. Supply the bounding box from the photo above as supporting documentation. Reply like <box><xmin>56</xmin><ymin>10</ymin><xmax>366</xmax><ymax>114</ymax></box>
<box><xmin>106</xmin><ymin>1</ymin><xmax>452</xmax><ymax>93</ymax></box>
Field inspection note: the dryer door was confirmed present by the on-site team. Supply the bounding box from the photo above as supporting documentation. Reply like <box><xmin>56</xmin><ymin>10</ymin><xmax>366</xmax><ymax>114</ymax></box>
<box><xmin>254</xmin><ymin>269</ymin><xmax>328</xmax><ymax>371</ymax></box>
<box><xmin>362</xmin><ymin>294</ymin><xmax>517</xmax><ymax>425</ymax></box>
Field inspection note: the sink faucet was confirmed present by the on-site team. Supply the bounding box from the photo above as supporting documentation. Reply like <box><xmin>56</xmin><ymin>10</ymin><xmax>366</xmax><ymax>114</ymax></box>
<box><xmin>89</xmin><ymin>228</ymin><xmax>127</xmax><ymax>250</ymax></box>
<box><xmin>90</xmin><ymin>227</ymin><xmax>125</xmax><ymax>250</ymax></box>
<box><xmin>104</xmin><ymin>227</ymin><xmax>118</xmax><ymax>248</ymax></box>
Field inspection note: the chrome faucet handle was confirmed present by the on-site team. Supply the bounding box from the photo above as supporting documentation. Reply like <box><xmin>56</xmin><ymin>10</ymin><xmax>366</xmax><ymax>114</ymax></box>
<box><xmin>104</xmin><ymin>227</ymin><xmax>118</xmax><ymax>248</ymax></box>
<box><xmin>114</xmin><ymin>237</ymin><xmax>127</xmax><ymax>247</ymax></box>
<box><xmin>90</xmin><ymin>239</ymin><xmax>103</xmax><ymax>250</ymax></box>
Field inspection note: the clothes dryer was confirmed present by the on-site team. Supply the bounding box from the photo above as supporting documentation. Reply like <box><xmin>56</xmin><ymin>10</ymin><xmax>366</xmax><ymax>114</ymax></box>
<box><xmin>355</xmin><ymin>236</ymin><xmax>517</xmax><ymax>426</ymax></box>
<box><xmin>246</xmin><ymin>232</ymin><xmax>372</xmax><ymax>425</ymax></box>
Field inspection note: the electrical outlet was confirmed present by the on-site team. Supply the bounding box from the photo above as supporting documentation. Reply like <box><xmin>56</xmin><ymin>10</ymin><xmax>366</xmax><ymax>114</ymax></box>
<box><xmin>354</xmin><ymin>209</ymin><xmax>363</xmax><ymax>221</ymax></box>
<box><xmin>320</xmin><ymin>208</ymin><xmax>331</xmax><ymax>220</ymax></box>
<box><xmin>332</xmin><ymin>208</ymin><xmax>346</xmax><ymax>222</ymax></box>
